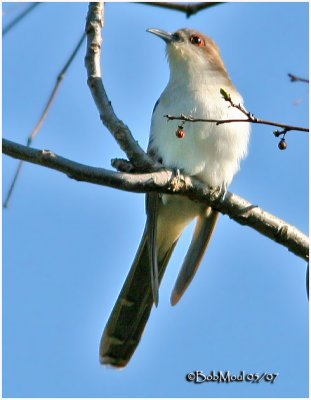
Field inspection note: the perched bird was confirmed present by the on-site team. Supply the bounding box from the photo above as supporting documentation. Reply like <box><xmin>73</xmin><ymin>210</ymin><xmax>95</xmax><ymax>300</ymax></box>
<box><xmin>100</xmin><ymin>28</ymin><xmax>250</xmax><ymax>367</ymax></box>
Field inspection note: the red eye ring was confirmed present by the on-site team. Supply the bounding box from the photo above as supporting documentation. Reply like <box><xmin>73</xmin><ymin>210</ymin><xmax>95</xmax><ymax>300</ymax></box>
<box><xmin>190</xmin><ymin>34</ymin><xmax>205</xmax><ymax>47</ymax></box>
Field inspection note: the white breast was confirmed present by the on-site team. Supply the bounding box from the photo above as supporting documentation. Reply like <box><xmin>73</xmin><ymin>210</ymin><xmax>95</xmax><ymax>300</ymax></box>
<box><xmin>149</xmin><ymin>79</ymin><xmax>250</xmax><ymax>188</ymax></box>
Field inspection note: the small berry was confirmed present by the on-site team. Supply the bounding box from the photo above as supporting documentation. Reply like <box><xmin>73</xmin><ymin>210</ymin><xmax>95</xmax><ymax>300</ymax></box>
<box><xmin>176</xmin><ymin>126</ymin><xmax>186</xmax><ymax>139</ymax></box>
<box><xmin>278</xmin><ymin>139</ymin><xmax>287</xmax><ymax>150</ymax></box>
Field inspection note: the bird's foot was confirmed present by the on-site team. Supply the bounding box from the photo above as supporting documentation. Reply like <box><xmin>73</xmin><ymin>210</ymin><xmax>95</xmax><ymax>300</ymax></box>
<box><xmin>170</xmin><ymin>168</ymin><xmax>185</xmax><ymax>192</ymax></box>
<box><xmin>209</xmin><ymin>184</ymin><xmax>227</xmax><ymax>204</ymax></box>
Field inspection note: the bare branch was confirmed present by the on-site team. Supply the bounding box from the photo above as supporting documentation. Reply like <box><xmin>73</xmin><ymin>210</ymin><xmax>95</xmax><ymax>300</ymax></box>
<box><xmin>79</xmin><ymin>2</ymin><xmax>309</xmax><ymax>263</ymax></box>
<box><xmin>2</xmin><ymin>2</ymin><xmax>42</xmax><ymax>37</ymax></box>
<box><xmin>165</xmin><ymin>88</ymin><xmax>309</xmax><ymax>134</ymax></box>
<box><xmin>84</xmin><ymin>2</ymin><xmax>156</xmax><ymax>171</ymax></box>
<box><xmin>3</xmin><ymin>32</ymin><xmax>86</xmax><ymax>208</ymax></box>
<box><xmin>288</xmin><ymin>73</ymin><xmax>309</xmax><ymax>84</ymax></box>
<box><xmin>3</xmin><ymin>138</ymin><xmax>309</xmax><ymax>262</ymax></box>
<box><xmin>28</xmin><ymin>32</ymin><xmax>86</xmax><ymax>146</ymax></box>
<box><xmin>165</xmin><ymin>114</ymin><xmax>308</xmax><ymax>134</ymax></box>
<box><xmin>138</xmin><ymin>2</ymin><xmax>223</xmax><ymax>17</ymax></box>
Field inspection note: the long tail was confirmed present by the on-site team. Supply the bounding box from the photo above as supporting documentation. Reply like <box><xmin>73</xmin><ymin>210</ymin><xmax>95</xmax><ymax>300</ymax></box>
<box><xmin>171</xmin><ymin>209</ymin><xmax>219</xmax><ymax>305</ymax></box>
<box><xmin>99</xmin><ymin>227</ymin><xmax>177</xmax><ymax>368</ymax></box>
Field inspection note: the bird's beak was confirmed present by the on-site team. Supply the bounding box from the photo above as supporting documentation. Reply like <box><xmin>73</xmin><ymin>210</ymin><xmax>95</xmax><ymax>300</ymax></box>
<box><xmin>147</xmin><ymin>28</ymin><xmax>174</xmax><ymax>43</ymax></box>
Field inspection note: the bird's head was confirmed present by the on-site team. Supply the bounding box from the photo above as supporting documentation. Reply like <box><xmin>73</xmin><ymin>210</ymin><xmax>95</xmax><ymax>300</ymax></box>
<box><xmin>147</xmin><ymin>28</ymin><xmax>229</xmax><ymax>79</ymax></box>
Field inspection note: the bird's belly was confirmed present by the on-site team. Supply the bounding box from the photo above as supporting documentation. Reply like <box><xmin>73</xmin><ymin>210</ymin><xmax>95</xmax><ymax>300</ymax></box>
<box><xmin>157</xmin><ymin>194</ymin><xmax>203</xmax><ymax>253</ymax></box>
<box><xmin>150</xmin><ymin>91</ymin><xmax>250</xmax><ymax>188</ymax></box>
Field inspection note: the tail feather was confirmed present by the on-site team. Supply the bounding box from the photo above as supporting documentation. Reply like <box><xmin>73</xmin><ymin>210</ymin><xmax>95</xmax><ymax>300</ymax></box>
<box><xmin>100</xmin><ymin>229</ymin><xmax>177</xmax><ymax>368</ymax></box>
<box><xmin>171</xmin><ymin>209</ymin><xmax>219</xmax><ymax>305</ymax></box>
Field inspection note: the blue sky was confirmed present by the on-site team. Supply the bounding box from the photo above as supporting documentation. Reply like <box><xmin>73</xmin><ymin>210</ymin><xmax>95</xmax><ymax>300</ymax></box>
<box><xmin>2</xmin><ymin>2</ymin><xmax>309</xmax><ymax>398</ymax></box>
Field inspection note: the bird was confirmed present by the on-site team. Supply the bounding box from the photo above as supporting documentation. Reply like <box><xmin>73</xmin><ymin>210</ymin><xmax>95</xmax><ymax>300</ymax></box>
<box><xmin>100</xmin><ymin>28</ymin><xmax>250</xmax><ymax>368</ymax></box>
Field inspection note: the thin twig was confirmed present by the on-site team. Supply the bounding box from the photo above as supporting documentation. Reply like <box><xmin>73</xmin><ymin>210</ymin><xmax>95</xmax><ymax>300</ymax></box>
<box><xmin>288</xmin><ymin>73</ymin><xmax>309</xmax><ymax>84</ymax></box>
<box><xmin>85</xmin><ymin>3</ymin><xmax>156</xmax><ymax>171</ymax></box>
<box><xmin>138</xmin><ymin>2</ymin><xmax>223</xmax><ymax>17</ymax></box>
<box><xmin>3</xmin><ymin>32</ymin><xmax>86</xmax><ymax>208</ymax></box>
<box><xmin>29</xmin><ymin>33</ymin><xmax>86</xmax><ymax>145</ymax></box>
<box><xmin>2</xmin><ymin>2</ymin><xmax>41</xmax><ymax>37</ymax></box>
<box><xmin>3</xmin><ymin>138</ymin><xmax>309</xmax><ymax>262</ymax></box>
<box><xmin>165</xmin><ymin>88</ymin><xmax>309</xmax><ymax>134</ymax></box>
<box><xmin>165</xmin><ymin>114</ymin><xmax>309</xmax><ymax>133</ymax></box>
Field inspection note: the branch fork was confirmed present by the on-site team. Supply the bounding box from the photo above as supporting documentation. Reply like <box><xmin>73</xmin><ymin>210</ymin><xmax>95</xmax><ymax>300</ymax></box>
<box><xmin>2</xmin><ymin>2</ymin><xmax>309</xmax><ymax>265</ymax></box>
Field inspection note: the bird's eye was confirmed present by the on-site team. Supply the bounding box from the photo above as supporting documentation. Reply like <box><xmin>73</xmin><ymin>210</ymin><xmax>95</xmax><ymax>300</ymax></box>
<box><xmin>190</xmin><ymin>34</ymin><xmax>205</xmax><ymax>47</ymax></box>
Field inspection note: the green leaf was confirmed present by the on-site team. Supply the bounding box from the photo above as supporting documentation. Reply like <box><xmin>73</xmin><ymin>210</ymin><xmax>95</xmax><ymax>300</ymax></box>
<box><xmin>220</xmin><ymin>88</ymin><xmax>231</xmax><ymax>101</ymax></box>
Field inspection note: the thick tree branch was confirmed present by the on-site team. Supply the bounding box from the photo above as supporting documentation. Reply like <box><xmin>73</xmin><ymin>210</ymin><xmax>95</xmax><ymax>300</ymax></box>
<box><xmin>84</xmin><ymin>3</ymin><xmax>155</xmax><ymax>171</ymax></box>
<box><xmin>79</xmin><ymin>2</ymin><xmax>309</xmax><ymax>264</ymax></box>
<box><xmin>3</xmin><ymin>138</ymin><xmax>309</xmax><ymax>263</ymax></box>
<box><xmin>138</xmin><ymin>2</ymin><xmax>223</xmax><ymax>17</ymax></box>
